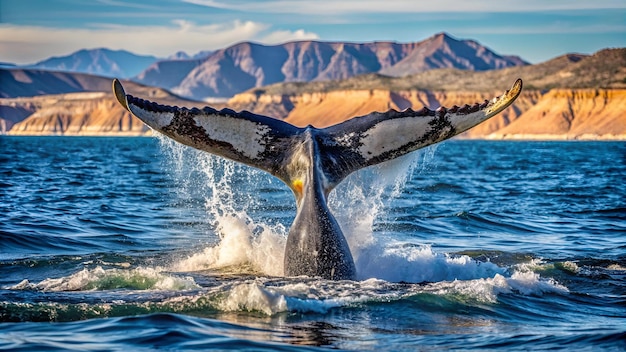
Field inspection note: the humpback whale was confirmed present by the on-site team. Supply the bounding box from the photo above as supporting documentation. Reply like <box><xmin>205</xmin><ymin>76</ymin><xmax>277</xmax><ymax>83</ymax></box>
<box><xmin>113</xmin><ymin>78</ymin><xmax>522</xmax><ymax>280</ymax></box>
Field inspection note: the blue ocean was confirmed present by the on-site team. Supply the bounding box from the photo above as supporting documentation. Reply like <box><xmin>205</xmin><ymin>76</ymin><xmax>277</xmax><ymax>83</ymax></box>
<box><xmin>1</xmin><ymin>136</ymin><xmax>624</xmax><ymax>351</ymax></box>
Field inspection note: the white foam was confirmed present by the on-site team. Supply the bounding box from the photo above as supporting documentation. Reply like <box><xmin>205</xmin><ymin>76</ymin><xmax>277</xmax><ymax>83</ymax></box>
<box><xmin>505</xmin><ymin>261</ymin><xmax>569</xmax><ymax>296</ymax></box>
<box><xmin>212</xmin><ymin>265</ymin><xmax>569</xmax><ymax>315</ymax></box>
<box><xmin>328</xmin><ymin>152</ymin><xmax>423</xmax><ymax>263</ymax></box>
<box><xmin>218</xmin><ymin>282</ymin><xmax>288</xmax><ymax>315</ymax></box>
<box><xmin>7</xmin><ymin>266</ymin><xmax>568</xmax><ymax>317</ymax></box>
<box><xmin>216</xmin><ymin>279</ymin><xmax>380</xmax><ymax>315</ymax></box>
<box><xmin>159</xmin><ymin>136</ymin><xmax>289</xmax><ymax>275</ymax></box>
<box><xmin>158</xmin><ymin>141</ymin><xmax>507</xmax><ymax>284</ymax></box>
<box><xmin>356</xmin><ymin>243</ymin><xmax>504</xmax><ymax>283</ymax></box>
<box><xmin>8</xmin><ymin>266</ymin><xmax>200</xmax><ymax>292</ymax></box>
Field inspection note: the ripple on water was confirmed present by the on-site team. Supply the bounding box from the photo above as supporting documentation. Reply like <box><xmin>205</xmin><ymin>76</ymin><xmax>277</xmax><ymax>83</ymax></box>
<box><xmin>1</xmin><ymin>138</ymin><xmax>624</xmax><ymax>350</ymax></box>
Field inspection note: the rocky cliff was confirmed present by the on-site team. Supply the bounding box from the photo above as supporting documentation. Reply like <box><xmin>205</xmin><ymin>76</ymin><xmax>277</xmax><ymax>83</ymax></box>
<box><xmin>227</xmin><ymin>88</ymin><xmax>625</xmax><ymax>140</ymax></box>
<box><xmin>5</xmin><ymin>93</ymin><xmax>150</xmax><ymax>136</ymax></box>
<box><xmin>214</xmin><ymin>48</ymin><xmax>625</xmax><ymax>140</ymax></box>
<box><xmin>487</xmin><ymin>89</ymin><xmax>626</xmax><ymax>140</ymax></box>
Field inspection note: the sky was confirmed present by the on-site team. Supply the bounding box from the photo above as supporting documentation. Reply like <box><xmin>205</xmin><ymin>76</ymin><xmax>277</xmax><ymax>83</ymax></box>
<box><xmin>1</xmin><ymin>0</ymin><xmax>625</xmax><ymax>65</ymax></box>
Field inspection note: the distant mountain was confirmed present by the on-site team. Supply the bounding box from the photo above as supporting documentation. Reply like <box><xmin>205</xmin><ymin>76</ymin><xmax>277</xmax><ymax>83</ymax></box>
<box><xmin>220</xmin><ymin>47</ymin><xmax>625</xmax><ymax>139</ymax></box>
<box><xmin>191</xmin><ymin>50</ymin><xmax>214</xmax><ymax>60</ymax></box>
<box><xmin>378</xmin><ymin>33</ymin><xmax>528</xmax><ymax>76</ymax></box>
<box><xmin>246</xmin><ymin>48</ymin><xmax>624</xmax><ymax>95</ymax></box>
<box><xmin>27</xmin><ymin>48</ymin><xmax>159</xmax><ymax>78</ymax></box>
<box><xmin>0</xmin><ymin>67</ymin><xmax>203</xmax><ymax>103</ymax></box>
<box><xmin>2</xmin><ymin>47</ymin><xmax>624</xmax><ymax>140</ymax></box>
<box><xmin>133</xmin><ymin>58</ymin><xmax>205</xmax><ymax>90</ymax></box>
<box><xmin>134</xmin><ymin>32</ymin><xmax>528</xmax><ymax>99</ymax></box>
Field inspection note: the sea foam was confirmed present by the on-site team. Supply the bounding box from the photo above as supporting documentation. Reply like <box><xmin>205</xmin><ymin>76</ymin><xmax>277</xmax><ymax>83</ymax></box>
<box><xmin>9</xmin><ymin>266</ymin><xmax>199</xmax><ymax>292</ymax></box>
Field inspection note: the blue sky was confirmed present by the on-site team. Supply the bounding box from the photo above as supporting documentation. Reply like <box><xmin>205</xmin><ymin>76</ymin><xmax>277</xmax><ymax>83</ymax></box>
<box><xmin>1</xmin><ymin>0</ymin><xmax>625</xmax><ymax>65</ymax></box>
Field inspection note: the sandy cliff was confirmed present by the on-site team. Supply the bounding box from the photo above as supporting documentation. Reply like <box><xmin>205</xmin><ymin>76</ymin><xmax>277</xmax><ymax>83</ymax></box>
<box><xmin>5</xmin><ymin>92</ymin><xmax>149</xmax><ymax>136</ymax></box>
<box><xmin>227</xmin><ymin>88</ymin><xmax>625</xmax><ymax>139</ymax></box>
<box><xmin>4</xmin><ymin>90</ymin><xmax>211</xmax><ymax>136</ymax></box>
<box><xmin>4</xmin><ymin>86</ymin><xmax>624</xmax><ymax>140</ymax></box>
<box><xmin>487</xmin><ymin>89</ymin><xmax>626</xmax><ymax>140</ymax></box>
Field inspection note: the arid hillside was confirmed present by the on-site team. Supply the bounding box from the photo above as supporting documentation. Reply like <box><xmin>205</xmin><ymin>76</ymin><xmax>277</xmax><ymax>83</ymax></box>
<box><xmin>489</xmin><ymin>89</ymin><xmax>626</xmax><ymax>140</ymax></box>
<box><xmin>5</xmin><ymin>92</ymin><xmax>149</xmax><ymax>136</ymax></box>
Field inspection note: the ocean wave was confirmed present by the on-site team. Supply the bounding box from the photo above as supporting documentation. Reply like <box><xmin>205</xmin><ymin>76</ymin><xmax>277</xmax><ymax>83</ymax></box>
<box><xmin>7</xmin><ymin>266</ymin><xmax>200</xmax><ymax>292</ymax></box>
<box><xmin>2</xmin><ymin>250</ymin><xmax>570</xmax><ymax>322</ymax></box>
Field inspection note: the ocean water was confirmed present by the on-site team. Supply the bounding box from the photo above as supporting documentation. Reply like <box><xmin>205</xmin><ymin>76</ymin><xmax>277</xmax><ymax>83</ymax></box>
<box><xmin>0</xmin><ymin>136</ymin><xmax>624</xmax><ymax>351</ymax></box>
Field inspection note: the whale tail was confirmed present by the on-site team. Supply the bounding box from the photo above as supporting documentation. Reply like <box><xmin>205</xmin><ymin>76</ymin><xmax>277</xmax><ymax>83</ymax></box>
<box><xmin>113</xmin><ymin>78</ymin><xmax>522</xmax><ymax>280</ymax></box>
<box><xmin>113</xmin><ymin>78</ymin><xmax>522</xmax><ymax>191</ymax></box>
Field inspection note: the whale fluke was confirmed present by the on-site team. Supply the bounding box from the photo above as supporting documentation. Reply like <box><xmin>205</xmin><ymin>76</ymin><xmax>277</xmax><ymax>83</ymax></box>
<box><xmin>113</xmin><ymin>79</ymin><xmax>300</xmax><ymax>184</ymax></box>
<box><xmin>113</xmin><ymin>78</ymin><xmax>522</xmax><ymax>280</ymax></box>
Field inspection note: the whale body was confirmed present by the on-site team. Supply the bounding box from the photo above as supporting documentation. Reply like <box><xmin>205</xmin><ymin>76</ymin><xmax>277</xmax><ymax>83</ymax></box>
<box><xmin>113</xmin><ymin>78</ymin><xmax>522</xmax><ymax>280</ymax></box>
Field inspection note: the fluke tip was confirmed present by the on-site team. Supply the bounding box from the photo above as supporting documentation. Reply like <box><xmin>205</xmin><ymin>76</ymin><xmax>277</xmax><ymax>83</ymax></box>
<box><xmin>112</xmin><ymin>78</ymin><xmax>129</xmax><ymax>110</ymax></box>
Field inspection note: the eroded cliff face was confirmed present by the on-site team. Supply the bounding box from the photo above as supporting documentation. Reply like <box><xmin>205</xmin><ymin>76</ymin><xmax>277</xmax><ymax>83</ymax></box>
<box><xmin>5</xmin><ymin>93</ymin><xmax>150</xmax><ymax>136</ymax></box>
<box><xmin>229</xmin><ymin>88</ymin><xmax>625</xmax><ymax>139</ymax></box>
<box><xmin>487</xmin><ymin>89</ymin><xmax>626</xmax><ymax>140</ymax></box>
<box><xmin>4</xmin><ymin>88</ymin><xmax>625</xmax><ymax>140</ymax></box>
<box><xmin>3</xmin><ymin>90</ymin><xmax>211</xmax><ymax>136</ymax></box>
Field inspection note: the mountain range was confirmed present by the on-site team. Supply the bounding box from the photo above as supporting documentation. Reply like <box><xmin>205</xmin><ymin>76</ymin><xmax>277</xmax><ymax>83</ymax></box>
<box><xmin>0</xmin><ymin>69</ymin><xmax>117</xmax><ymax>98</ymax></box>
<box><xmin>13</xmin><ymin>33</ymin><xmax>527</xmax><ymax>100</ymax></box>
<box><xmin>5</xmin><ymin>45</ymin><xmax>617</xmax><ymax>101</ymax></box>
<box><xmin>245</xmin><ymin>48</ymin><xmax>626</xmax><ymax>95</ymax></box>
<box><xmin>136</xmin><ymin>32</ymin><xmax>527</xmax><ymax>99</ymax></box>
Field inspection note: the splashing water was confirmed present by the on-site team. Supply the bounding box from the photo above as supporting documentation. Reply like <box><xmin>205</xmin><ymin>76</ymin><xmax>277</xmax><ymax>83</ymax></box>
<box><xmin>154</xmin><ymin>137</ymin><xmax>507</xmax><ymax>283</ymax></box>
<box><xmin>157</xmin><ymin>136</ymin><xmax>287</xmax><ymax>276</ymax></box>
<box><xmin>329</xmin><ymin>149</ymin><xmax>436</xmax><ymax>280</ymax></box>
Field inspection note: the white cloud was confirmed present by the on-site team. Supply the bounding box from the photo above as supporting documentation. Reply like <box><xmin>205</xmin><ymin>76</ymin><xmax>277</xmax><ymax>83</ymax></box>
<box><xmin>183</xmin><ymin>0</ymin><xmax>626</xmax><ymax>14</ymax></box>
<box><xmin>0</xmin><ymin>20</ymin><xmax>319</xmax><ymax>64</ymax></box>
